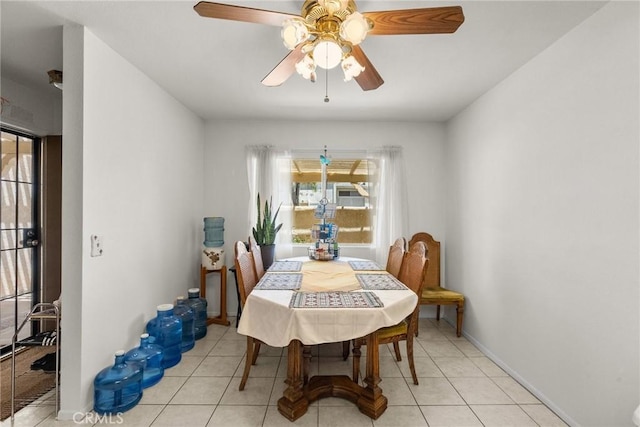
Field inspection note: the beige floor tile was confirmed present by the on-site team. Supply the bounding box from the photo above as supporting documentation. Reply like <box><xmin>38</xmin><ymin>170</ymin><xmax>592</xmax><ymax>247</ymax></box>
<box><xmin>151</xmin><ymin>404</ymin><xmax>214</xmax><ymax>427</ymax></box>
<box><xmin>416</xmin><ymin>322</ymin><xmax>449</xmax><ymax>341</ymax></box>
<box><xmin>378</xmin><ymin>377</ymin><xmax>416</xmax><ymax>406</ymax></box>
<box><xmin>163</xmin><ymin>355</ymin><xmax>205</xmax><ymax>377</ymax></box>
<box><xmin>420</xmin><ymin>405</ymin><xmax>482</xmax><ymax>427</ymax></box>
<box><xmin>207</xmin><ymin>405</ymin><xmax>267</xmax><ymax>427</ymax></box>
<box><xmin>140</xmin><ymin>376</ymin><xmax>188</xmax><ymax>404</ymax></box>
<box><xmin>520</xmin><ymin>404</ymin><xmax>569</xmax><ymax>426</ymax></box>
<box><xmin>449</xmin><ymin>377</ymin><xmax>513</xmax><ymax>405</ymax></box>
<box><xmin>0</xmin><ymin>405</ymin><xmax>52</xmax><ymax>426</ymax></box>
<box><xmin>256</xmin><ymin>345</ymin><xmax>285</xmax><ymax>358</ymax></box>
<box><xmin>318</xmin><ymin>405</ymin><xmax>374</xmax><ymax>426</ymax></box>
<box><xmin>234</xmin><ymin>356</ymin><xmax>281</xmax><ymax>378</ymax></box>
<box><xmin>263</xmin><ymin>405</ymin><xmax>319</xmax><ymax>427</ymax></box>
<box><xmin>423</xmin><ymin>341</ymin><xmax>465</xmax><ymax>358</ymax></box>
<box><xmin>209</xmin><ymin>338</ymin><xmax>251</xmax><ymax>356</ymax></box>
<box><xmin>492</xmin><ymin>377</ymin><xmax>539</xmax><ymax>404</ymax></box>
<box><xmin>188</xmin><ymin>338</ymin><xmax>217</xmax><ymax>356</ymax></box>
<box><xmin>450</xmin><ymin>340</ymin><xmax>484</xmax><ymax>357</ymax></box>
<box><xmin>408</xmin><ymin>378</ymin><xmax>465</xmax><ymax>405</ymax></box>
<box><xmin>221</xmin><ymin>327</ymin><xmax>246</xmax><ymax>340</ymax></box>
<box><xmin>432</xmin><ymin>357</ymin><xmax>486</xmax><ymax>378</ymax></box>
<box><xmin>317</xmin><ymin>356</ymin><xmax>352</xmax><ymax>376</ymax></box>
<box><xmin>470</xmin><ymin>404</ymin><xmax>537</xmax><ymax>426</ymax></box>
<box><xmin>317</xmin><ymin>342</ymin><xmax>345</xmax><ymax>357</ymax></box>
<box><xmin>396</xmin><ymin>357</ymin><xmax>444</xmax><ymax>379</ymax></box>
<box><xmin>385</xmin><ymin>341</ymin><xmax>430</xmax><ymax>359</ymax></box>
<box><xmin>468</xmin><ymin>357</ymin><xmax>508</xmax><ymax>377</ymax></box>
<box><xmin>169</xmin><ymin>376</ymin><xmax>231</xmax><ymax>405</ymax></box>
<box><xmin>373</xmin><ymin>405</ymin><xmax>427</xmax><ymax>426</ymax></box>
<box><xmin>193</xmin><ymin>355</ymin><xmax>242</xmax><ymax>376</ymax></box>
<box><xmin>111</xmin><ymin>404</ymin><xmax>164</xmax><ymax>426</ymax></box>
<box><xmin>220</xmin><ymin>377</ymin><xmax>276</xmax><ymax>405</ymax></box>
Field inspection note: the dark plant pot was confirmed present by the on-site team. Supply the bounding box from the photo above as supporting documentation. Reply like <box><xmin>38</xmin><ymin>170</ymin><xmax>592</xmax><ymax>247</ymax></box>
<box><xmin>260</xmin><ymin>244</ymin><xmax>276</xmax><ymax>269</ymax></box>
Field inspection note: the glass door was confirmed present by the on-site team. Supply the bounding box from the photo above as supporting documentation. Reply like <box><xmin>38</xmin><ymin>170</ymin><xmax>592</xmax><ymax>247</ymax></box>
<box><xmin>0</xmin><ymin>128</ymin><xmax>40</xmax><ymax>352</ymax></box>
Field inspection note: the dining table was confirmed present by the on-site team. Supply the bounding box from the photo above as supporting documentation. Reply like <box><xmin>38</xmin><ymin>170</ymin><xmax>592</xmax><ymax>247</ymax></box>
<box><xmin>236</xmin><ymin>256</ymin><xmax>418</xmax><ymax>421</ymax></box>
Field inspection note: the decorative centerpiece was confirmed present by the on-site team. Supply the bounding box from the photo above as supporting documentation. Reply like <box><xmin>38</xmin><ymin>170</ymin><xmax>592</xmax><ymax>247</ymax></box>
<box><xmin>252</xmin><ymin>193</ymin><xmax>282</xmax><ymax>269</ymax></box>
<box><xmin>309</xmin><ymin>147</ymin><xmax>340</xmax><ymax>261</ymax></box>
<box><xmin>202</xmin><ymin>217</ymin><xmax>225</xmax><ymax>269</ymax></box>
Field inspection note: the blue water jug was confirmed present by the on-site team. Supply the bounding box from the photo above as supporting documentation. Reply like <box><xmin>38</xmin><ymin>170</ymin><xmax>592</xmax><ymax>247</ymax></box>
<box><xmin>146</xmin><ymin>304</ymin><xmax>182</xmax><ymax>368</ymax></box>
<box><xmin>186</xmin><ymin>288</ymin><xmax>208</xmax><ymax>340</ymax></box>
<box><xmin>94</xmin><ymin>350</ymin><xmax>143</xmax><ymax>415</ymax></box>
<box><xmin>174</xmin><ymin>297</ymin><xmax>195</xmax><ymax>353</ymax></box>
<box><xmin>124</xmin><ymin>333</ymin><xmax>164</xmax><ymax>389</ymax></box>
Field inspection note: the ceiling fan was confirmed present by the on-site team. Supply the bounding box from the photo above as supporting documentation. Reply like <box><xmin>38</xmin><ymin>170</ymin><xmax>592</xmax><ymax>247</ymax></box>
<box><xmin>194</xmin><ymin>0</ymin><xmax>464</xmax><ymax>91</ymax></box>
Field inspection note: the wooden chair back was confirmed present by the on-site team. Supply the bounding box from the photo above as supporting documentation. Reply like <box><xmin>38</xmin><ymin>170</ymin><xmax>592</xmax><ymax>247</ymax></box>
<box><xmin>408</xmin><ymin>232</ymin><xmax>440</xmax><ymax>288</ymax></box>
<box><xmin>248</xmin><ymin>235</ymin><xmax>265</xmax><ymax>279</ymax></box>
<box><xmin>397</xmin><ymin>241</ymin><xmax>428</xmax><ymax>295</ymax></box>
<box><xmin>385</xmin><ymin>237</ymin><xmax>406</xmax><ymax>278</ymax></box>
<box><xmin>235</xmin><ymin>241</ymin><xmax>258</xmax><ymax>306</ymax></box>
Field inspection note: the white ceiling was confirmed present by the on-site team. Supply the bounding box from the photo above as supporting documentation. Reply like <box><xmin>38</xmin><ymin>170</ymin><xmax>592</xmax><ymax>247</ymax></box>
<box><xmin>1</xmin><ymin>0</ymin><xmax>607</xmax><ymax>122</ymax></box>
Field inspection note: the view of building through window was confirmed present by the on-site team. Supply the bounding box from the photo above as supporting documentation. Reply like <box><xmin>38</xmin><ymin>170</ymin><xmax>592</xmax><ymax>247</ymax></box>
<box><xmin>290</xmin><ymin>158</ymin><xmax>375</xmax><ymax>244</ymax></box>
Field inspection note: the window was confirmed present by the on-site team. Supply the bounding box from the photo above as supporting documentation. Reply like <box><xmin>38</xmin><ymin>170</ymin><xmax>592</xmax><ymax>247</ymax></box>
<box><xmin>290</xmin><ymin>157</ymin><xmax>376</xmax><ymax>244</ymax></box>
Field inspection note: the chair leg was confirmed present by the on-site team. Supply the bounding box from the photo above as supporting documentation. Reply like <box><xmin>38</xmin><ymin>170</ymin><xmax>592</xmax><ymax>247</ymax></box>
<box><xmin>456</xmin><ymin>302</ymin><xmax>464</xmax><ymax>337</ymax></box>
<box><xmin>251</xmin><ymin>341</ymin><xmax>261</xmax><ymax>365</ymax></box>
<box><xmin>239</xmin><ymin>336</ymin><xmax>253</xmax><ymax>390</ymax></box>
<box><xmin>407</xmin><ymin>334</ymin><xmax>418</xmax><ymax>385</ymax></box>
<box><xmin>436</xmin><ymin>305</ymin><xmax>441</xmax><ymax>321</ymax></box>
<box><xmin>342</xmin><ymin>340</ymin><xmax>350</xmax><ymax>360</ymax></box>
<box><xmin>392</xmin><ymin>341</ymin><xmax>402</xmax><ymax>361</ymax></box>
<box><xmin>352</xmin><ymin>340</ymin><xmax>362</xmax><ymax>383</ymax></box>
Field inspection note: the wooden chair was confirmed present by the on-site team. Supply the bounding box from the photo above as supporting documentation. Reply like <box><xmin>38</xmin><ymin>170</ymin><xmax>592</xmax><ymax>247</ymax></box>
<box><xmin>351</xmin><ymin>241</ymin><xmax>428</xmax><ymax>385</ymax></box>
<box><xmin>342</xmin><ymin>237</ymin><xmax>407</xmax><ymax>360</ymax></box>
<box><xmin>386</xmin><ymin>237</ymin><xmax>406</xmax><ymax>278</ymax></box>
<box><xmin>409</xmin><ymin>232</ymin><xmax>465</xmax><ymax>337</ymax></box>
<box><xmin>234</xmin><ymin>241</ymin><xmax>262</xmax><ymax>390</ymax></box>
<box><xmin>248</xmin><ymin>235</ymin><xmax>265</xmax><ymax>279</ymax></box>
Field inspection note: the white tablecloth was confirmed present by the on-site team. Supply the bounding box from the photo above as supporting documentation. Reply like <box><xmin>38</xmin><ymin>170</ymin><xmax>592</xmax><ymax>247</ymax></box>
<box><xmin>237</xmin><ymin>258</ymin><xmax>418</xmax><ymax>347</ymax></box>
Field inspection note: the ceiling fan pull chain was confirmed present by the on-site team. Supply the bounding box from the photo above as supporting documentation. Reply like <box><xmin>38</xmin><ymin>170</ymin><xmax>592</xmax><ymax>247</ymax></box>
<box><xmin>324</xmin><ymin>50</ymin><xmax>330</xmax><ymax>103</ymax></box>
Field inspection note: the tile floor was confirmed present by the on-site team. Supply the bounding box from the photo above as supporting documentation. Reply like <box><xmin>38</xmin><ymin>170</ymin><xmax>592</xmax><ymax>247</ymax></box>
<box><xmin>3</xmin><ymin>318</ymin><xmax>568</xmax><ymax>426</ymax></box>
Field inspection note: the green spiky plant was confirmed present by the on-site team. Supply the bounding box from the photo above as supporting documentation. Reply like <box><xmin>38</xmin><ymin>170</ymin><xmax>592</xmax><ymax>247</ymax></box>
<box><xmin>252</xmin><ymin>193</ymin><xmax>283</xmax><ymax>246</ymax></box>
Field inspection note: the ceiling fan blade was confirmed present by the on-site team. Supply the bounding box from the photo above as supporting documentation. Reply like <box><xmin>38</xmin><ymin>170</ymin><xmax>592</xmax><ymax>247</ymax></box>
<box><xmin>364</xmin><ymin>6</ymin><xmax>464</xmax><ymax>35</ymax></box>
<box><xmin>194</xmin><ymin>1</ymin><xmax>298</xmax><ymax>26</ymax></box>
<box><xmin>262</xmin><ymin>45</ymin><xmax>306</xmax><ymax>87</ymax></box>
<box><xmin>351</xmin><ymin>46</ymin><xmax>384</xmax><ymax>91</ymax></box>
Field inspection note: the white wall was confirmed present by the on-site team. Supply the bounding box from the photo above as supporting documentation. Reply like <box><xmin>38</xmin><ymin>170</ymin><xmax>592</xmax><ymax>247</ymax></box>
<box><xmin>445</xmin><ymin>2</ymin><xmax>639</xmax><ymax>426</ymax></box>
<box><xmin>60</xmin><ymin>26</ymin><xmax>204</xmax><ymax>417</ymax></box>
<box><xmin>202</xmin><ymin>119</ymin><xmax>446</xmax><ymax>318</ymax></box>
<box><xmin>0</xmin><ymin>76</ymin><xmax>62</xmax><ymax>136</ymax></box>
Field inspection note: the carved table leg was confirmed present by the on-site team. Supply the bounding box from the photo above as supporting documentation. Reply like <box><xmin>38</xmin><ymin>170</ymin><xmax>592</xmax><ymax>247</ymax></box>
<box><xmin>278</xmin><ymin>340</ymin><xmax>309</xmax><ymax>421</ymax></box>
<box><xmin>356</xmin><ymin>331</ymin><xmax>387</xmax><ymax>419</ymax></box>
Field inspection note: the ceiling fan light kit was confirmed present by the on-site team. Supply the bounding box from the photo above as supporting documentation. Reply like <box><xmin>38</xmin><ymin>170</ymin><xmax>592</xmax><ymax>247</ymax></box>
<box><xmin>194</xmin><ymin>0</ymin><xmax>464</xmax><ymax>91</ymax></box>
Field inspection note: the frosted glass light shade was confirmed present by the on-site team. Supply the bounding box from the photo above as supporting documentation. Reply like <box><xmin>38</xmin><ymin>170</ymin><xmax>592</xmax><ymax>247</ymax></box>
<box><xmin>313</xmin><ymin>40</ymin><xmax>342</xmax><ymax>69</ymax></box>
<box><xmin>295</xmin><ymin>54</ymin><xmax>317</xmax><ymax>81</ymax></box>
<box><xmin>340</xmin><ymin>12</ymin><xmax>369</xmax><ymax>45</ymax></box>
<box><xmin>282</xmin><ymin>18</ymin><xmax>310</xmax><ymax>50</ymax></box>
<box><xmin>341</xmin><ymin>55</ymin><xmax>365</xmax><ymax>81</ymax></box>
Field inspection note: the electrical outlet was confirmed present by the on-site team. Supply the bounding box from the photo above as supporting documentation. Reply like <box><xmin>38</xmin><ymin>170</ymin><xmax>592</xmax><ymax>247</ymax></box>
<box><xmin>91</xmin><ymin>235</ymin><xmax>104</xmax><ymax>257</ymax></box>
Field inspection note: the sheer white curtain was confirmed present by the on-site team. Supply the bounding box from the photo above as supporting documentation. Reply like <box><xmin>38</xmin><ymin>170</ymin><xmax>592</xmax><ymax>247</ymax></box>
<box><xmin>372</xmin><ymin>146</ymin><xmax>409</xmax><ymax>265</ymax></box>
<box><xmin>245</xmin><ymin>146</ymin><xmax>293</xmax><ymax>258</ymax></box>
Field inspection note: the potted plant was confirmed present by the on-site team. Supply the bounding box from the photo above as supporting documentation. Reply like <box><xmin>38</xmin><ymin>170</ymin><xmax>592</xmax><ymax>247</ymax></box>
<box><xmin>252</xmin><ymin>193</ymin><xmax>282</xmax><ymax>269</ymax></box>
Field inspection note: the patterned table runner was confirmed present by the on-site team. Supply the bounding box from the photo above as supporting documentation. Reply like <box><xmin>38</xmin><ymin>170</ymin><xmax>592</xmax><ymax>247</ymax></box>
<box><xmin>348</xmin><ymin>260</ymin><xmax>384</xmax><ymax>271</ymax></box>
<box><xmin>289</xmin><ymin>291</ymin><xmax>384</xmax><ymax>308</ymax></box>
<box><xmin>255</xmin><ymin>273</ymin><xmax>302</xmax><ymax>290</ymax></box>
<box><xmin>356</xmin><ymin>273</ymin><xmax>408</xmax><ymax>290</ymax></box>
<box><xmin>268</xmin><ymin>261</ymin><xmax>303</xmax><ymax>272</ymax></box>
